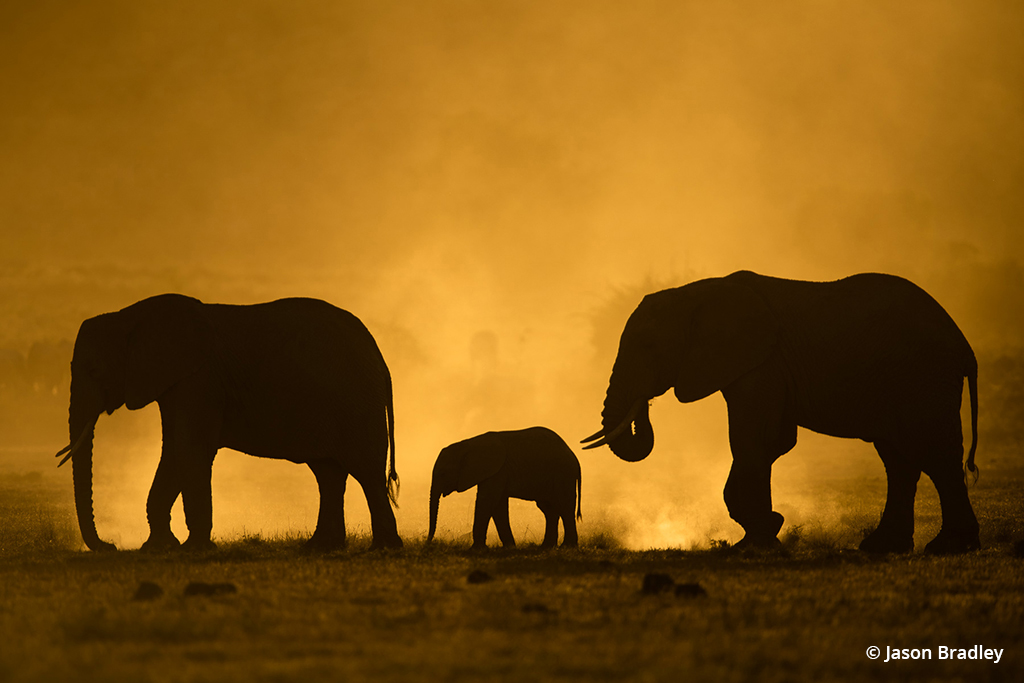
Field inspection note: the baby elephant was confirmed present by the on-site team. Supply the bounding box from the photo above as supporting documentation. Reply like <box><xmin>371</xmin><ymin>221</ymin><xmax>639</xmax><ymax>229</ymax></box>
<box><xmin>427</xmin><ymin>427</ymin><xmax>581</xmax><ymax>549</ymax></box>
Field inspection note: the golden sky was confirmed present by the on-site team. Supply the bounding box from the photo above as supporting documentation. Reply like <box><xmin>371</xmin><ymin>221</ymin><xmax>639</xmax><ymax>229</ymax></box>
<box><xmin>2</xmin><ymin>1</ymin><xmax>1022</xmax><ymax>547</ymax></box>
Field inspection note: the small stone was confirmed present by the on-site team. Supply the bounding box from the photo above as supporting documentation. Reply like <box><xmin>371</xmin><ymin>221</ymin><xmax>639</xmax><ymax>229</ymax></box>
<box><xmin>641</xmin><ymin>572</ymin><xmax>675</xmax><ymax>594</ymax></box>
<box><xmin>521</xmin><ymin>603</ymin><xmax>553</xmax><ymax>614</ymax></box>
<box><xmin>132</xmin><ymin>581</ymin><xmax>163</xmax><ymax>601</ymax></box>
<box><xmin>184</xmin><ymin>582</ymin><xmax>238</xmax><ymax>597</ymax></box>
<box><xmin>467</xmin><ymin>569</ymin><xmax>492</xmax><ymax>584</ymax></box>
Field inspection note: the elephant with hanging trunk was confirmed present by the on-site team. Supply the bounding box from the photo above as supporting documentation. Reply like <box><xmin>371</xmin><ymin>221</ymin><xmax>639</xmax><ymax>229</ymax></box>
<box><xmin>55</xmin><ymin>293</ymin><xmax>402</xmax><ymax>552</ymax></box>
<box><xmin>428</xmin><ymin>427</ymin><xmax>581</xmax><ymax>549</ymax></box>
<box><xmin>583</xmin><ymin>270</ymin><xmax>980</xmax><ymax>554</ymax></box>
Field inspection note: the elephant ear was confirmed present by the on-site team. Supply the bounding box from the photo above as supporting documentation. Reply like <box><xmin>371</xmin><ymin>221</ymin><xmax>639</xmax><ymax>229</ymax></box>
<box><xmin>455</xmin><ymin>434</ymin><xmax>507</xmax><ymax>492</ymax></box>
<box><xmin>124</xmin><ymin>295</ymin><xmax>211</xmax><ymax>410</ymax></box>
<box><xmin>673</xmin><ymin>279</ymin><xmax>778</xmax><ymax>403</ymax></box>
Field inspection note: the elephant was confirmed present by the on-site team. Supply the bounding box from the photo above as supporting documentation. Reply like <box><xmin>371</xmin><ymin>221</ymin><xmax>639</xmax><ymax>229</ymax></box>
<box><xmin>427</xmin><ymin>427</ymin><xmax>581</xmax><ymax>549</ymax></box>
<box><xmin>54</xmin><ymin>293</ymin><xmax>402</xmax><ymax>552</ymax></box>
<box><xmin>583</xmin><ymin>271</ymin><xmax>980</xmax><ymax>554</ymax></box>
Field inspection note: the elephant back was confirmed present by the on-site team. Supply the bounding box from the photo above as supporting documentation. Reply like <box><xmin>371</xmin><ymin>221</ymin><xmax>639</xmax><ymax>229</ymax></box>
<box><xmin>212</xmin><ymin>298</ymin><xmax>392</xmax><ymax>457</ymax></box>
<box><xmin>506</xmin><ymin>427</ymin><xmax>579</xmax><ymax>503</ymax></box>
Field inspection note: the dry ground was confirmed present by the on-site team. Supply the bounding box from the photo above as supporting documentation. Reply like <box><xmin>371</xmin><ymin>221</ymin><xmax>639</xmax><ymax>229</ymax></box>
<box><xmin>1</xmin><ymin>461</ymin><xmax>1023</xmax><ymax>683</ymax></box>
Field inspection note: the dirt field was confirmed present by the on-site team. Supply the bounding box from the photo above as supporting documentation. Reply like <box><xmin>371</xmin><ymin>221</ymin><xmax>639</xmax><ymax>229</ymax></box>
<box><xmin>2</xmin><ymin>455</ymin><xmax>1022</xmax><ymax>683</ymax></box>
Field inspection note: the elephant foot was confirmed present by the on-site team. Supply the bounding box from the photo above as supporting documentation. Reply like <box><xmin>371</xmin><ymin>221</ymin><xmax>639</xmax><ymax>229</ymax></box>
<box><xmin>305</xmin><ymin>534</ymin><xmax>346</xmax><ymax>553</ymax></box>
<box><xmin>729</xmin><ymin>511</ymin><xmax>785</xmax><ymax>552</ymax></box>
<box><xmin>369</xmin><ymin>535</ymin><xmax>404</xmax><ymax>551</ymax></box>
<box><xmin>732</xmin><ymin>534</ymin><xmax>784</xmax><ymax>553</ymax></box>
<box><xmin>559</xmin><ymin>540</ymin><xmax>579</xmax><ymax>550</ymax></box>
<box><xmin>140</xmin><ymin>534</ymin><xmax>181</xmax><ymax>553</ymax></box>
<box><xmin>859</xmin><ymin>529</ymin><xmax>914</xmax><ymax>554</ymax></box>
<box><xmin>181</xmin><ymin>537</ymin><xmax>218</xmax><ymax>553</ymax></box>
<box><xmin>924</xmin><ymin>528</ymin><xmax>981</xmax><ymax>555</ymax></box>
<box><xmin>87</xmin><ymin>539</ymin><xmax>118</xmax><ymax>553</ymax></box>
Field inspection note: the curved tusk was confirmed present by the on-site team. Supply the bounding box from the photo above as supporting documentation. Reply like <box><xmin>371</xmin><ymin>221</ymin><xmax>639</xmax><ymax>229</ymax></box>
<box><xmin>580</xmin><ymin>428</ymin><xmax>606</xmax><ymax>444</ymax></box>
<box><xmin>581</xmin><ymin>399</ymin><xmax>645</xmax><ymax>451</ymax></box>
<box><xmin>56</xmin><ymin>415</ymin><xmax>99</xmax><ymax>468</ymax></box>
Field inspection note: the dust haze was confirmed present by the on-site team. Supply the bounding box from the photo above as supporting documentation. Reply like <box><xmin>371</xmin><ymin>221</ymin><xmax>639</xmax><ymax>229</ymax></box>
<box><xmin>2</xmin><ymin>1</ymin><xmax>1022</xmax><ymax>549</ymax></box>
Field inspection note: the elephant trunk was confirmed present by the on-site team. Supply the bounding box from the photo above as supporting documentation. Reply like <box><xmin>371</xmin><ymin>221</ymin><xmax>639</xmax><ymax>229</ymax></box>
<box><xmin>68</xmin><ymin>386</ymin><xmax>115</xmax><ymax>552</ymax></box>
<box><xmin>427</xmin><ymin>484</ymin><xmax>441</xmax><ymax>543</ymax></box>
<box><xmin>595</xmin><ymin>361</ymin><xmax>656</xmax><ymax>461</ymax></box>
<box><xmin>606</xmin><ymin>400</ymin><xmax>654</xmax><ymax>462</ymax></box>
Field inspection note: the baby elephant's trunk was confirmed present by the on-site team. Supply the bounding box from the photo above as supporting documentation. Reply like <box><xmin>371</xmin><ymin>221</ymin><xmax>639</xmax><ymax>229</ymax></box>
<box><xmin>427</xmin><ymin>485</ymin><xmax>441</xmax><ymax>543</ymax></box>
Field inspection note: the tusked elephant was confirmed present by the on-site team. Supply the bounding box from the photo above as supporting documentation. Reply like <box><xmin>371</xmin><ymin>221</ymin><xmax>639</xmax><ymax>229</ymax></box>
<box><xmin>54</xmin><ymin>294</ymin><xmax>402</xmax><ymax>552</ymax></box>
<box><xmin>583</xmin><ymin>271</ymin><xmax>980</xmax><ymax>554</ymax></box>
<box><xmin>428</xmin><ymin>427</ymin><xmax>581</xmax><ymax>549</ymax></box>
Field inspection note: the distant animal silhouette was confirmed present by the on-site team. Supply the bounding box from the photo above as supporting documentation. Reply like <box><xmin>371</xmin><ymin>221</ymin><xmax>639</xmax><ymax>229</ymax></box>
<box><xmin>583</xmin><ymin>271</ymin><xmax>980</xmax><ymax>554</ymax></box>
<box><xmin>428</xmin><ymin>427</ymin><xmax>581</xmax><ymax>549</ymax></box>
<box><xmin>55</xmin><ymin>294</ymin><xmax>401</xmax><ymax>552</ymax></box>
<box><xmin>27</xmin><ymin>339</ymin><xmax>73</xmax><ymax>396</ymax></box>
<box><xmin>0</xmin><ymin>348</ymin><xmax>28</xmax><ymax>395</ymax></box>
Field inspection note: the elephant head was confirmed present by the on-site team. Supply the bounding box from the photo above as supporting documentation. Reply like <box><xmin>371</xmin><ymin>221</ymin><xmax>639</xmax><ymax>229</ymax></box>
<box><xmin>55</xmin><ymin>294</ymin><xmax>210</xmax><ymax>551</ymax></box>
<box><xmin>427</xmin><ymin>434</ymin><xmax>507</xmax><ymax>542</ymax></box>
<box><xmin>582</xmin><ymin>277</ymin><xmax>778</xmax><ymax>462</ymax></box>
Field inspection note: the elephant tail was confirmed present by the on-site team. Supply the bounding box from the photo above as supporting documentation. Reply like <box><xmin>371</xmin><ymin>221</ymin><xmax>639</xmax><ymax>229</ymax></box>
<box><xmin>386</xmin><ymin>368</ymin><xmax>400</xmax><ymax>507</ymax></box>
<box><xmin>576</xmin><ymin>469</ymin><xmax>582</xmax><ymax>521</ymax></box>
<box><xmin>965</xmin><ymin>352</ymin><xmax>979</xmax><ymax>484</ymax></box>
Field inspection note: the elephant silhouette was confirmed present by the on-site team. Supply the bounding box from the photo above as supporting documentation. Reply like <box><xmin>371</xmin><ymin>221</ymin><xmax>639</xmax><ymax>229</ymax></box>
<box><xmin>55</xmin><ymin>294</ymin><xmax>402</xmax><ymax>552</ymax></box>
<box><xmin>428</xmin><ymin>427</ymin><xmax>581</xmax><ymax>549</ymax></box>
<box><xmin>584</xmin><ymin>271</ymin><xmax>980</xmax><ymax>554</ymax></box>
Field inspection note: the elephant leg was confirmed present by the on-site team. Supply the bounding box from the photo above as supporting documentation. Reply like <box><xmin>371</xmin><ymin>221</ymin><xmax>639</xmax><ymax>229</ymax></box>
<box><xmin>306</xmin><ymin>458</ymin><xmax>348</xmax><ymax>550</ymax></box>
<box><xmin>560</xmin><ymin>498</ymin><xmax>579</xmax><ymax>548</ymax></box>
<box><xmin>923</xmin><ymin>443</ymin><xmax>980</xmax><ymax>555</ymax></box>
<box><xmin>492</xmin><ymin>498</ymin><xmax>515</xmax><ymax>548</ymax></box>
<box><xmin>721</xmin><ymin>368</ymin><xmax>792</xmax><ymax>549</ymax></box>
<box><xmin>860</xmin><ymin>441</ymin><xmax>920</xmax><ymax>553</ymax></box>
<box><xmin>179</xmin><ymin>451</ymin><xmax>217</xmax><ymax>552</ymax></box>
<box><xmin>723</xmin><ymin>458</ymin><xmax>783</xmax><ymax>549</ymax></box>
<box><xmin>471</xmin><ymin>491</ymin><xmax>492</xmax><ymax>549</ymax></box>
<box><xmin>141</xmin><ymin>453</ymin><xmax>182</xmax><ymax>552</ymax></box>
<box><xmin>156</xmin><ymin>377</ymin><xmax>221</xmax><ymax>553</ymax></box>
<box><xmin>536</xmin><ymin>501</ymin><xmax>559</xmax><ymax>549</ymax></box>
<box><xmin>350</xmin><ymin>466</ymin><xmax>402</xmax><ymax>550</ymax></box>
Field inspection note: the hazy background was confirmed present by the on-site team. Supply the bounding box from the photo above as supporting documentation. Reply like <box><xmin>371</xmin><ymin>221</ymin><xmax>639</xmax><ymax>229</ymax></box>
<box><xmin>2</xmin><ymin>0</ymin><xmax>1022</xmax><ymax>549</ymax></box>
